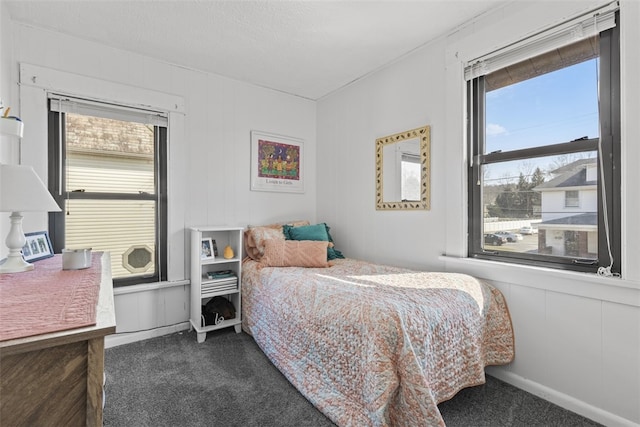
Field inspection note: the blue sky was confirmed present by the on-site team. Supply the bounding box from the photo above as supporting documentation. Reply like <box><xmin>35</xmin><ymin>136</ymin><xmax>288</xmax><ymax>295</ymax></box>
<box><xmin>486</xmin><ymin>59</ymin><xmax>599</xmax><ymax>152</ymax></box>
<box><xmin>484</xmin><ymin>58</ymin><xmax>599</xmax><ymax>183</ymax></box>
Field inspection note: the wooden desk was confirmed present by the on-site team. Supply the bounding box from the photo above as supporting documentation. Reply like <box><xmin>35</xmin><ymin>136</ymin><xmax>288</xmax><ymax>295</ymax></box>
<box><xmin>0</xmin><ymin>253</ymin><xmax>116</xmax><ymax>426</ymax></box>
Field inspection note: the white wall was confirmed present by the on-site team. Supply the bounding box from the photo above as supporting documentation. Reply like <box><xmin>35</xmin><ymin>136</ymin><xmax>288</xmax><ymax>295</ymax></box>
<box><xmin>317</xmin><ymin>38</ymin><xmax>448</xmax><ymax>270</ymax></box>
<box><xmin>317</xmin><ymin>1</ymin><xmax>640</xmax><ymax>426</ymax></box>
<box><xmin>0</xmin><ymin>0</ymin><xmax>19</xmax><ymax>248</ymax></box>
<box><xmin>541</xmin><ymin>188</ymin><xmax>597</xmax><ymax>221</ymax></box>
<box><xmin>0</xmin><ymin>0</ymin><xmax>17</xmax><ymax>162</ymax></box>
<box><xmin>8</xmin><ymin>22</ymin><xmax>317</xmax><ymax>340</ymax></box>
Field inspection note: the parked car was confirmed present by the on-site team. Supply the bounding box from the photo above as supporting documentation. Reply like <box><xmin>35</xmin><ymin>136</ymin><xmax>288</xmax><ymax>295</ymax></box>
<box><xmin>484</xmin><ymin>233</ymin><xmax>507</xmax><ymax>246</ymax></box>
<box><xmin>519</xmin><ymin>226</ymin><xmax>538</xmax><ymax>235</ymax></box>
<box><xmin>494</xmin><ymin>230</ymin><xmax>524</xmax><ymax>242</ymax></box>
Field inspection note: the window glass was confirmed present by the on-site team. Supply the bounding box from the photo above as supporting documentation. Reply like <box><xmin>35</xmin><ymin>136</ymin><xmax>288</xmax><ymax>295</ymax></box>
<box><xmin>65</xmin><ymin>199</ymin><xmax>156</xmax><ymax>279</ymax></box>
<box><xmin>480</xmin><ymin>153</ymin><xmax>596</xmax><ymax>259</ymax></box>
<box><xmin>66</xmin><ymin>114</ymin><xmax>155</xmax><ymax>194</ymax></box>
<box><xmin>486</xmin><ymin>59</ymin><xmax>600</xmax><ymax>154</ymax></box>
<box><xmin>565</xmin><ymin>190</ymin><xmax>580</xmax><ymax>207</ymax></box>
<box><xmin>480</xmin><ymin>59</ymin><xmax>599</xmax><ymax>261</ymax></box>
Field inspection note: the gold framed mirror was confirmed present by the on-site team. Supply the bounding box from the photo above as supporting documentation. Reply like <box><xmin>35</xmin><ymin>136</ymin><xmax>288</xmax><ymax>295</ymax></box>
<box><xmin>376</xmin><ymin>125</ymin><xmax>430</xmax><ymax>210</ymax></box>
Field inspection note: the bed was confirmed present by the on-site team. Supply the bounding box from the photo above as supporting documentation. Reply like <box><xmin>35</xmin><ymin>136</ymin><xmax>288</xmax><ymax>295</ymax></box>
<box><xmin>241</xmin><ymin>222</ymin><xmax>514</xmax><ymax>427</ymax></box>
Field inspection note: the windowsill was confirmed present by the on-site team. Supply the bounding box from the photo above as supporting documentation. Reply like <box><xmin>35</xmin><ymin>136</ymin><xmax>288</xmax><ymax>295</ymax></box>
<box><xmin>439</xmin><ymin>255</ymin><xmax>640</xmax><ymax>307</ymax></box>
<box><xmin>113</xmin><ymin>279</ymin><xmax>190</xmax><ymax>296</ymax></box>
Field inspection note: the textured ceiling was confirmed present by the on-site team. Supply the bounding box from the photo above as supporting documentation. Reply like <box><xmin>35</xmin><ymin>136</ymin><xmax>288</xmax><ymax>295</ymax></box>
<box><xmin>5</xmin><ymin>0</ymin><xmax>506</xmax><ymax>100</ymax></box>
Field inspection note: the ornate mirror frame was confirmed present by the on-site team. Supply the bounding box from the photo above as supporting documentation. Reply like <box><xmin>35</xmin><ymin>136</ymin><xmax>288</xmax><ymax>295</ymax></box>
<box><xmin>375</xmin><ymin>125</ymin><xmax>430</xmax><ymax>210</ymax></box>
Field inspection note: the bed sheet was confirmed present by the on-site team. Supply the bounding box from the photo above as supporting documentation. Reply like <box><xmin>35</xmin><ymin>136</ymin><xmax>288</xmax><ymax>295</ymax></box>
<box><xmin>242</xmin><ymin>258</ymin><xmax>514</xmax><ymax>426</ymax></box>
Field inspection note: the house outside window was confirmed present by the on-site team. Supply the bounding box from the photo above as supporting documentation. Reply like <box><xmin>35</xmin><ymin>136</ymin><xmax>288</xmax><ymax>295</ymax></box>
<box><xmin>467</xmin><ymin>5</ymin><xmax>620</xmax><ymax>274</ymax></box>
<box><xmin>534</xmin><ymin>160</ymin><xmax>597</xmax><ymax>258</ymax></box>
<box><xmin>48</xmin><ymin>96</ymin><xmax>168</xmax><ymax>286</ymax></box>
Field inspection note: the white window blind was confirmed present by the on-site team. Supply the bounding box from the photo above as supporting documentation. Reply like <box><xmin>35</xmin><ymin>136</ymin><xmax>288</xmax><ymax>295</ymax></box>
<box><xmin>464</xmin><ymin>1</ymin><xmax>618</xmax><ymax>81</ymax></box>
<box><xmin>48</xmin><ymin>94</ymin><xmax>168</xmax><ymax>127</ymax></box>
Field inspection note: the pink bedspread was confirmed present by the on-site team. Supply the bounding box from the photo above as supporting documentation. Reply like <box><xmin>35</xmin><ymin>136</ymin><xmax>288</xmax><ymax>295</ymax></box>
<box><xmin>242</xmin><ymin>258</ymin><xmax>514</xmax><ymax>427</ymax></box>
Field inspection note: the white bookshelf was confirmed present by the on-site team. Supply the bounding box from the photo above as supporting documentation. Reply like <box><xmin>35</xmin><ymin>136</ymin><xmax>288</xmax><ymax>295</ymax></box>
<box><xmin>189</xmin><ymin>226</ymin><xmax>243</xmax><ymax>343</ymax></box>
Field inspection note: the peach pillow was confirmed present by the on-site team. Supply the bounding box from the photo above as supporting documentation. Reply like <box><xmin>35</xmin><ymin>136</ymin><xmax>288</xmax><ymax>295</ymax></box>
<box><xmin>259</xmin><ymin>239</ymin><xmax>331</xmax><ymax>268</ymax></box>
<box><xmin>244</xmin><ymin>220</ymin><xmax>309</xmax><ymax>261</ymax></box>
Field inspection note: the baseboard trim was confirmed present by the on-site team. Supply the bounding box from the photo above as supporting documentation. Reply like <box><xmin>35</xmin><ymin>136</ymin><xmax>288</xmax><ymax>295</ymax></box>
<box><xmin>486</xmin><ymin>368</ymin><xmax>637</xmax><ymax>427</ymax></box>
<box><xmin>105</xmin><ymin>322</ymin><xmax>191</xmax><ymax>348</ymax></box>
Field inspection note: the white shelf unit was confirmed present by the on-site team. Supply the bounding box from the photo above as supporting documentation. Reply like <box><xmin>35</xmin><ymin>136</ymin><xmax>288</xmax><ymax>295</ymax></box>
<box><xmin>190</xmin><ymin>226</ymin><xmax>243</xmax><ymax>343</ymax></box>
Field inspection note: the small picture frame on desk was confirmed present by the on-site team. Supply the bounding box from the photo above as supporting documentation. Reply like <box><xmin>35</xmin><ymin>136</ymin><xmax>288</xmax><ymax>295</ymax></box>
<box><xmin>22</xmin><ymin>231</ymin><xmax>54</xmax><ymax>262</ymax></box>
<box><xmin>201</xmin><ymin>238</ymin><xmax>215</xmax><ymax>260</ymax></box>
<box><xmin>211</xmin><ymin>239</ymin><xmax>219</xmax><ymax>257</ymax></box>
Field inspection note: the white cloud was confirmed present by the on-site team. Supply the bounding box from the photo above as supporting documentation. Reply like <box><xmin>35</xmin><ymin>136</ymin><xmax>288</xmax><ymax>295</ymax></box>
<box><xmin>486</xmin><ymin>123</ymin><xmax>508</xmax><ymax>136</ymax></box>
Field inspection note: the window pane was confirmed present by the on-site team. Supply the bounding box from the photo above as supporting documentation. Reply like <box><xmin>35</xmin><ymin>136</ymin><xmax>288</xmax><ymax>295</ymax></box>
<box><xmin>565</xmin><ymin>190</ymin><xmax>580</xmax><ymax>207</ymax></box>
<box><xmin>65</xmin><ymin>199</ymin><xmax>156</xmax><ymax>279</ymax></box>
<box><xmin>482</xmin><ymin>153</ymin><xmax>597</xmax><ymax>260</ymax></box>
<box><xmin>485</xmin><ymin>58</ymin><xmax>599</xmax><ymax>153</ymax></box>
<box><xmin>66</xmin><ymin>114</ymin><xmax>155</xmax><ymax>194</ymax></box>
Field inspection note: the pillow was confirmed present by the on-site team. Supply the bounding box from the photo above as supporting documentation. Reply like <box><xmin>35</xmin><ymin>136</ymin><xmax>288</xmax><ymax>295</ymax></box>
<box><xmin>282</xmin><ymin>223</ymin><xmax>328</xmax><ymax>241</ymax></box>
<box><xmin>246</xmin><ymin>219</ymin><xmax>309</xmax><ymax>230</ymax></box>
<box><xmin>282</xmin><ymin>222</ymin><xmax>345</xmax><ymax>260</ymax></box>
<box><xmin>244</xmin><ymin>226</ymin><xmax>285</xmax><ymax>261</ymax></box>
<box><xmin>244</xmin><ymin>220</ymin><xmax>310</xmax><ymax>261</ymax></box>
<box><xmin>259</xmin><ymin>239</ymin><xmax>331</xmax><ymax>268</ymax></box>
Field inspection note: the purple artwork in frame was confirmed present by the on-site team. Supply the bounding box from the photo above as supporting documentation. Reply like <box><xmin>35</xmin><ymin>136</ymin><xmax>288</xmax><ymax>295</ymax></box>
<box><xmin>257</xmin><ymin>139</ymin><xmax>300</xmax><ymax>181</ymax></box>
<box><xmin>251</xmin><ymin>131</ymin><xmax>304</xmax><ymax>193</ymax></box>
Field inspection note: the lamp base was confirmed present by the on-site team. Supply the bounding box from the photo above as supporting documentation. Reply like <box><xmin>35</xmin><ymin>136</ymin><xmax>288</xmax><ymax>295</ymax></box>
<box><xmin>0</xmin><ymin>254</ymin><xmax>34</xmax><ymax>273</ymax></box>
<box><xmin>0</xmin><ymin>211</ymin><xmax>34</xmax><ymax>274</ymax></box>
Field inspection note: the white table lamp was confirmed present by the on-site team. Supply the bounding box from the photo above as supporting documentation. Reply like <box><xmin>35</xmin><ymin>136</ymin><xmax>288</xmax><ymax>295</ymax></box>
<box><xmin>0</xmin><ymin>163</ymin><xmax>61</xmax><ymax>273</ymax></box>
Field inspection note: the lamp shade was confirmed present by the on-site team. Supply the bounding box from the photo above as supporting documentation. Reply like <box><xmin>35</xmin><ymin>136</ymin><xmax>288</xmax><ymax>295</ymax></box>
<box><xmin>0</xmin><ymin>163</ymin><xmax>61</xmax><ymax>212</ymax></box>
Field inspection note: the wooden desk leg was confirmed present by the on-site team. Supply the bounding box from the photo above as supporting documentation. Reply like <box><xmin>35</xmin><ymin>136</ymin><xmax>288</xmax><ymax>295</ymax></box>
<box><xmin>86</xmin><ymin>337</ymin><xmax>105</xmax><ymax>427</ymax></box>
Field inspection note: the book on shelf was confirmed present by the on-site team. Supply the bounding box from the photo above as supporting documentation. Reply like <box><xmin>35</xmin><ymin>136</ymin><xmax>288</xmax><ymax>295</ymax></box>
<box><xmin>206</xmin><ymin>270</ymin><xmax>236</xmax><ymax>280</ymax></box>
<box><xmin>202</xmin><ymin>276</ymin><xmax>237</xmax><ymax>286</ymax></box>
<box><xmin>200</xmin><ymin>283</ymin><xmax>238</xmax><ymax>294</ymax></box>
<box><xmin>203</xmin><ymin>276</ymin><xmax>237</xmax><ymax>287</ymax></box>
<box><xmin>202</xmin><ymin>276</ymin><xmax>238</xmax><ymax>293</ymax></box>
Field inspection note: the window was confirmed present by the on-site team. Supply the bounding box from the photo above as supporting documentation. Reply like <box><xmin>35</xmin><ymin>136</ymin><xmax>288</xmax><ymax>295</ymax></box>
<box><xmin>467</xmin><ymin>6</ymin><xmax>620</xmax><ymax>274</ymax></box>
<box><xmin>565</xmin><ymin>190</ymin><xmax>580</xmax><ymax>208</ymax></box>
<box><xmin>48</xmin><ymin>97</ymin><xmax>168</xmax><ymax>286</ymax></box>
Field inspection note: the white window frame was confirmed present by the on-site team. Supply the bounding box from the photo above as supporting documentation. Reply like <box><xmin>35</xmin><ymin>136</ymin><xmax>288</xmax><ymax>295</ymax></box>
<box><xmin>18</xmin><ymin>63</ymin><xmax>187</xmax><ymax>284</ymax></box>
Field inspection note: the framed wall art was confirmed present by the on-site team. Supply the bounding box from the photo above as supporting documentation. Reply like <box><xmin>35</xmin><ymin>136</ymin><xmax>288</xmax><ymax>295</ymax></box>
<box><xmin>251</xmin><ymin>131</ymin><xmax>304</xmax><ymax>193</ymax></box>
<box><xmin>22</xmin><ymin>231</ymin><xmax>54</xmax><ymax>262</ymax></box>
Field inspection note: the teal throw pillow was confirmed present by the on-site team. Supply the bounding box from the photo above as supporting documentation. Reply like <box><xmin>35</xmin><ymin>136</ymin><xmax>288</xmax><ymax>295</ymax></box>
<box><xmin>282</xmin><ymin>223</ymin><xmax>345</xmax><ymax>260</ymax></box>
<box><xmin>283</xmin><ymin>223</ymin><xmax>328</xmax><ymax>241</ymax></box>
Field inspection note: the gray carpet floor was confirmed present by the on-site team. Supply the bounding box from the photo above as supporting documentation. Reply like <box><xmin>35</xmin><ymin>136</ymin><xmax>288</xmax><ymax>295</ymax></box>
<box><xmin>104</xmin><ymin>329</ymin><xmax>602</xmax><ymax>427</ymax></box>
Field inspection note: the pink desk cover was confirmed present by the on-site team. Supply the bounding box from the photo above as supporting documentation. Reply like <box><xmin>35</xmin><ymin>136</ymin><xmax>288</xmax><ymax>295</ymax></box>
<box><xmin>0</xmin><ymin>252</ymin><xmax>102</xmax><ymax>342</ymax></box>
